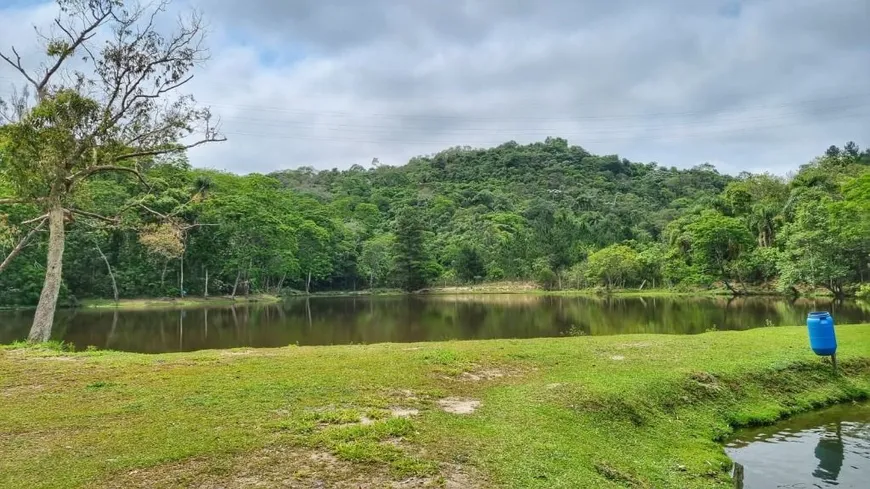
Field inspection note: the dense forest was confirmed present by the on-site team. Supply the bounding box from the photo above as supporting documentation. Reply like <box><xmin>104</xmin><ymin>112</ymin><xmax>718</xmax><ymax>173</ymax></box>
<box><xmin>2</xmin><ymin>137</ymin><xmax>868</xmax><ymax>306</ymax></box>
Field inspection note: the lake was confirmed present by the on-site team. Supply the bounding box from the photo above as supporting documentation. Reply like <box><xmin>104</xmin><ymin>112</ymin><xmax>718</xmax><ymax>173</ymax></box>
<box><xmin>0</xmin><ymin>295</ymin><xmax>867</xmax><ymax>353</ymax></box>
<box><xmin>726</xmin><ymin>402</ymin><xmax>870</xmax><ymax>488</ymax></box>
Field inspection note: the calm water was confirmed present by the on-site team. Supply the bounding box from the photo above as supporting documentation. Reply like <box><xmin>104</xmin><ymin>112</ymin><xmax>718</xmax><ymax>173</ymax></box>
<box><xmin>726</xmin><ymin>403</ymin><xmax>870</xmax><ymax>488</ymax></box>
<box><xmin>0</xmin><ymin>295</ymin><xmax>867</xmax><ymax>353</ymax></box>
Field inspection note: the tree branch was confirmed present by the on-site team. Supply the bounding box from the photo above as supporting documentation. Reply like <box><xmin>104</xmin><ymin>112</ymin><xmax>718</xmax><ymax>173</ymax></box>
<box><xmin>0</xmin><ymin>198</ymin><xmax>40</xmax><ymax>205</ymax></box>
<box><xmin>35</xmin><ymin>8</ymin><xmax>113</xmax><ymax>98</ymax></box>
<box><xmin>0</xmin><ymin>46</ymin><xmax>39</xmax><ymax>88</ymax></box>
<box><xmin>0</xmin><ymin>217</ymin><xmax>47</xmax><ymax>274</ymax></box>
<box><xmin>67</xmin><ymin>208</ymin><xmax>119</xmax><ymax>224</ymax></box>
<box><xmin>137</xmin><ymin>203</ymin><xmax>169</xmax><ymax>220</ymax></box>
<box><xmin>69</xmin><ymin>165</ymin><xmax>150</xmax><ymax>189</ymax></box>
<box><xmin>113</xmin><ymin>137</ymin><xmax>226</xmax><ymax>163</ymax></box>
<box><xmin>21</xmin><ymin>213</ymin><xmax>49</xmax><ymax>225</ymax></box>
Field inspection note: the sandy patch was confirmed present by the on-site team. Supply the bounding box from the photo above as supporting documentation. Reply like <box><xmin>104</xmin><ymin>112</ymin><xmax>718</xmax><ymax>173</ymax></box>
<box><xmin>438</xmin><ymin>398</ymin><xmax>481</xmax><ymax>415</ymax></box>
<box><xmin>391</xmin><ymin>407</ymin><xmax>420</xmax><ymax>418</ymax></box>
<box><xmin>459</xmin><ymin>369</ymin><xmax>505</xmax><ymax>382</ymax></box>
<box><xmin>220</xmin><ymin>350</ymin><xmax>255</xmax><ymax>356</ymax></box>
<box><xmin>622</xmin><ymin>341</ymin><xmax>652</xmax><ymax>348</ymax></box>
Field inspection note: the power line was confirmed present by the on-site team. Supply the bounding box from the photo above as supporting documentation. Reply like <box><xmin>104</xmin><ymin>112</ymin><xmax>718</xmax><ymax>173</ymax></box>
<box><xmin>215</xmin><ymin>102</ymin><xmax>869</xmax><ymax>136</ymax></box>
<box><xmin>219</xmin><ymin>110</ymin><xmax>868</xmax><ymax>146</ymax></box>
<box><xmin>202</xmin><ymin>92</ymin><xmax>870</xmax><ymax>123</ymax></box>
<box><xmin>1</xmin><ymin>76</ymin><xmax>868</xmax><ymax>123</ymax></box>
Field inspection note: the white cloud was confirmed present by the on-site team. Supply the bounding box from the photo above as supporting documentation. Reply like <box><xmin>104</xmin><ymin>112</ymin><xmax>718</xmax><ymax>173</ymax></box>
<box><xmin>2</xmin><ymin>0</ymin><xmax>869</xmax><ymax>175</ymax></box>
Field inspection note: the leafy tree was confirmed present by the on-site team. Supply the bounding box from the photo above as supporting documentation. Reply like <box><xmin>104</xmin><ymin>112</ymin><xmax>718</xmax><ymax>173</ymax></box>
<box><xmin>455</xmin><ymin>246</ymin><xmax>486</xmax><ymax>283</ymax></box>
<box><xmin>393</xmin><ymin>207</ymin><xmax>434</xmax><ymax>292</ymax></box>
<box><xmin>686</xmin><ymin>211</ymin><xmax>754</xmax><ymax>294</ymax></box>
<box><xmin>723</xmin><ymin>174</ymin><xmax>788</xmax><ymax>247</ymax></box>
<box><xmin>297</xmin><ymin>220</ymin><xmax>332</xmax><ymax>294</ymax></box>
<box><xmin>0</xmin><ymin>0</ymin><xmax>222</xmax><ymax>341</ymax></box>
<box><xmin>778</xmin><ymin>191</ymin><xmax>856</xmax><ymax>297</ymax></box>
<box><xmin>359</xmin><ymin>234</ymin><xmax>394</xmax><ymax>289</ymax></box>
<box><xmin>585</xmin><ymin>244</ymin><xmax>641</xmax><ymax>290</ymax></box>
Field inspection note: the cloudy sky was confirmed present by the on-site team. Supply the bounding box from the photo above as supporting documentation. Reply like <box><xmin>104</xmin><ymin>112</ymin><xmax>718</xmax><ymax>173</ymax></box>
<box><xmin>1</xmin><ymin>0</ymin><xmax>868</xmax><ymax>175</ymax></box>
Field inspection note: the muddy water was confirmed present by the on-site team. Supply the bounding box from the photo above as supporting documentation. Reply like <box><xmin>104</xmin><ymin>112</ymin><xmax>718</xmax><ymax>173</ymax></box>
<box><xmin>0</xmin><ymin>294</ymin><xmax>868</xmax><ymax>353</ymax></box>
<box><xmin>725</xmin><ymin>402</ymin><xmax>870</xmax><ymax>488</ymax></box>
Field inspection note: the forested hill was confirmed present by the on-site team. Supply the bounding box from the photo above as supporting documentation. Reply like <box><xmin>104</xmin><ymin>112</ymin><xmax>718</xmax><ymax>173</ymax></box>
<box><xmin>1</xmin><ymin>138</ymin><xmax>869</xmax><ymax>305</ymax></box>
<box><xmin>271</xmin><ymin>138</ymin><xmax>733</xmax><ymax>248</ymax></box>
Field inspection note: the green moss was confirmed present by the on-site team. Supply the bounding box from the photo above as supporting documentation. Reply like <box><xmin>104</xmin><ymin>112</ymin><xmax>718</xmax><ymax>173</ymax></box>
<box><xmin>1</xmin><ymin>325</ymin><xmax>869</xmax><ymax>488</ymax></box>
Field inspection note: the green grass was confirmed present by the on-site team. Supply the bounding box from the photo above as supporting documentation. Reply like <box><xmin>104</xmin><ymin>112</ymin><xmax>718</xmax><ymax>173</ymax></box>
<box><xmin>2</xmin><ymin>325</ymin><xmax>869</xmax><ymax>488</ymax></box>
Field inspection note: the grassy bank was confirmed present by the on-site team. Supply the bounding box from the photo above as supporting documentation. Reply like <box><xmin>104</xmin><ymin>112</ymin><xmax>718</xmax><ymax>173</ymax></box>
<box><xmin>2</xmin><ymin>325</ymin><xmax>870</xmax><ymax>488</ymax></box>
<box><xmin>78</xmin><ymin>294</ymin><xmax>283</xmax><ymax>310</ymax></box>
<box><xmin>2</xmin><ymin>285</ymin><xmax>845</xmax><ymax>311</ymax></box>
<box><xmin>312</xmin><ymin>281</ymin><xmax>839</xmax><ymax>299</ymax></box>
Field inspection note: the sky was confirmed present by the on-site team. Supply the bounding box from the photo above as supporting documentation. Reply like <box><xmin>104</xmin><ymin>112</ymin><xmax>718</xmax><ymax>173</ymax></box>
<box><xmin>0</xmin><ymin>0</ymin><xmax>868</xmax><ymax>175</ymax></box>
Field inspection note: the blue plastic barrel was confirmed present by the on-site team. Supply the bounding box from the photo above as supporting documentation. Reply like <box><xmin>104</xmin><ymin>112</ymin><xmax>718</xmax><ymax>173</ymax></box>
<box><xmin>807</xmin><ymin>311</ymin><xmax>837</xmax><ymax>356</ymax></box>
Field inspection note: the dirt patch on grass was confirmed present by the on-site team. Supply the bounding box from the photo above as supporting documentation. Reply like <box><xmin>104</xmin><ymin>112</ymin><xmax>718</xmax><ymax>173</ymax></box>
<box><xmin>615</xmin><ymin>341</ymin><xmax>653</xmax><ymax>349</ymax></box>
<box><xmin>0</xmin><ymin>383</ymin><xmax>45</xmax><ymax>396</ymax></box>
<box><xmin>220</xmin><ymin>350</ymin><xmax>256</xmax><ymax>357</ymax></box>
<box><xmin>99</xmin><ymin>445</ymin><xmax>483</xmax><ymax>489</ymax></box>
<box><xmin>390</xmin><ymin>407</ymin><xmax>420</xmax><ymax>418</ymax></box>
<box><xmin>459</xmin><ymin>369</ymin><xmax>505</xmax><ymax>382</ymax></box>
<box><xmin>438</xmin><ymin>398</ymin><xmax>481</xmax><ymax>415</ymax></box>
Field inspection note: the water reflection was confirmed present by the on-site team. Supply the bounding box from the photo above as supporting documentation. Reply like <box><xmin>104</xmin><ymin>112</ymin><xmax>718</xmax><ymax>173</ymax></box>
<box><xmin>813</xmin><ymin>424</ymin><xmax>843</xmax><ymax>482</ymax></box>
<box><xmin>0</xmin><ymin>295</ymin><xmax>867</xmax><ymax>353</ymax></box>
<box><xmin>726</xmin><ymin>403</ymin><xmax>870</xmax><ymax>488</ymax></box>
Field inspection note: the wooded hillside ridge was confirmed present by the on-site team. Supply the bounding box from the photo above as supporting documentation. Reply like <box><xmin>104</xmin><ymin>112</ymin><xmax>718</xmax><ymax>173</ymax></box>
<box><xmin>3</xmin><ymin>138</ymin><xmax>869</xmax><ymax>307</ymax></box>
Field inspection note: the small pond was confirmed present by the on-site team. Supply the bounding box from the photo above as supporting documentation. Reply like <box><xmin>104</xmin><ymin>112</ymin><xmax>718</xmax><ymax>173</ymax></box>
<box><xmin>726</xmin><ymin>402</ymin><xmax>870</xmax><ymax>488</ymax></box>
<box><xmin>0</xmin><ymin>295</ymin><xmax>868</xmax><ymax>353</ymax></box>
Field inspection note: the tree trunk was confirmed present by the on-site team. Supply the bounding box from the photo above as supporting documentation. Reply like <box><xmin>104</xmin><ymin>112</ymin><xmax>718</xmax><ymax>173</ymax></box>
<box><xmin>719</xmin><ymin>264</ymin><xmax>740</xmax><ymax>296</ymax></box>
<box><xmin>204</xmin><ymin>267</ymin><xmax>209</xmax><ymax>298</ymax></box>
<box><xmin>370</xmin><ymin>270</ymin><xmax>375</xmax><ymax>291</ymax></box>
<box><xmin>160</xmin><ymin>260</ymin><xmax>169</xmax><ymax>289</ymax></box>
<box><xmin>28</xmin><ymin>204</ymin><xmax>65</xmax><ymax>343</ymax></box>
<box><xmin>826</xmin><ymin>282</ymin><xmax>845</xmax><ymax>299</ymax></box>
<box><xmin>306</xmin><ymin>270</ymin><xmax>312</xmax><ymax>295</ymax></box>
<box><xmin>721</xmin><ymin>278</ymin><xmax>740</xmax><ymax>295</ymax></box>
<box><xmin>0</xmin><ymin>218</ymin><xmax>47</xmax><ymax>274</ymax></box>
<box><xmin>179</xmin><ymin>250</ymin><xmax>184</xmax><ymax>298</ymax></box>
<box><xmin>245</xmin><ymin>258</ymin><xmax>252</xmax><ymax>297</ymax></box>
<box><xmin>231</xmin><ymin>269</ymin><xmax>241</xmax><ymax>299</ymax></box>
<box><xmin>276</xmin><ymin>273</ymin><xmax>287</xmax><ymax>294</ymax></box>
<box><xmin>95</xmin><ymin>243</ymin><xmax>119</xmax><ymax>304</ymax></box>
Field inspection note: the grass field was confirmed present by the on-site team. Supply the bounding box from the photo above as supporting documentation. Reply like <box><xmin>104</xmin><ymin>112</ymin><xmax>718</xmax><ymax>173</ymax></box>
<box><xmin>2</xmin><ymin>324</ymin><xmax>869</xmax><ymax>488</ymax></box>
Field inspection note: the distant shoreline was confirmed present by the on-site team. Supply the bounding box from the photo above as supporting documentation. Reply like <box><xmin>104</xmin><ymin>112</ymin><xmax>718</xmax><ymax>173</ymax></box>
<box><xmin>0</xmin><ymin>283</ymin><xmax>853</xmax><ymax>311</ymax></box>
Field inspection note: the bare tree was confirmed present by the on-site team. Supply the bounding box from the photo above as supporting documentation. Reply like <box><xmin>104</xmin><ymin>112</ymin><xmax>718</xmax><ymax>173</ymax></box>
<box><xmin>0</xmin><ymin>0</ymin><xmax>224</xmax><ymax>342</ymax></box>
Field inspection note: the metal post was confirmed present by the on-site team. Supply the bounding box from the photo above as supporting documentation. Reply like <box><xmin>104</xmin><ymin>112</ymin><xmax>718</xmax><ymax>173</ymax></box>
<box><xmin>832</xmin><ymin>353</ymin><xmax>838</xmax><ymax>376</ymax></box>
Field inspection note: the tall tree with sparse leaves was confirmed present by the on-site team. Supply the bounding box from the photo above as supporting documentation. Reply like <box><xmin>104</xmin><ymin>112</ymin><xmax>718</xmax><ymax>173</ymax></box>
<box><xmin>0</xmin><ymin>0</ymin><xmax>223</xmax><ymax>342</ymax></box>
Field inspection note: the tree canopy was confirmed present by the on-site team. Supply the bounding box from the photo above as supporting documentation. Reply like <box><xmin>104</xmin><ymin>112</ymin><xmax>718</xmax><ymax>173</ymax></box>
<box><xmin>3</xmin><ymin>137</ymin><xmax>869</xmax><ymax>316</ymax></box>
